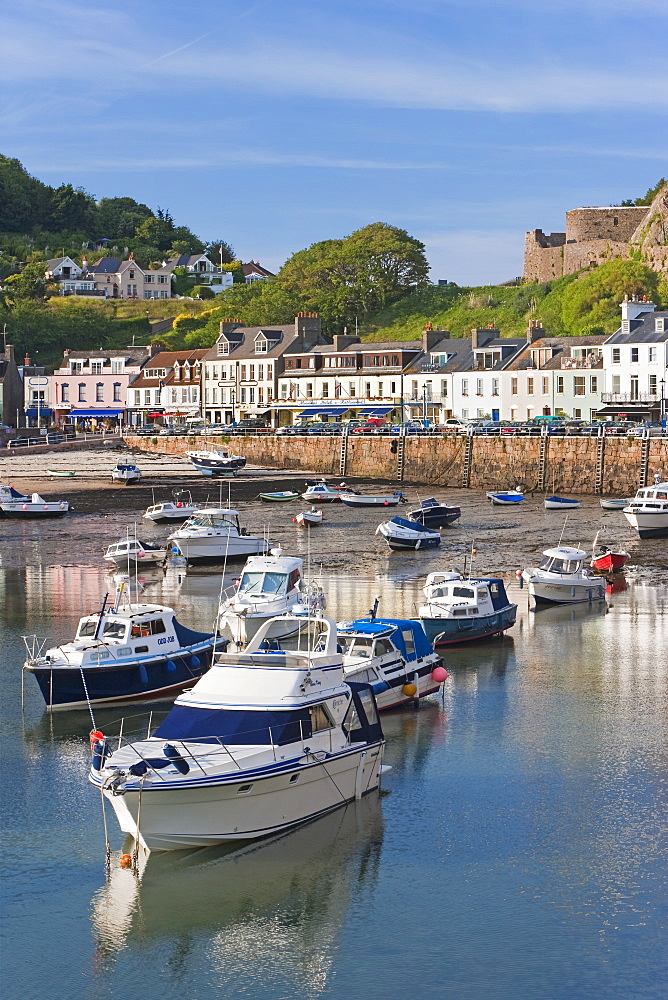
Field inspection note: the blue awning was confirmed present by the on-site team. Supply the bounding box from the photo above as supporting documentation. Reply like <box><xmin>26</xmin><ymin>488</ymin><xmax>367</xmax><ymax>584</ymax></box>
<box><xmin>357</xmin><ymin>405</ymin><xmax>395</xmax><ymax>416</ymax></box>
<box><xmin>69</xmin><ymin>408</ymin><xmax>124</xmax><ymax>418</ymax></box>
<box><xmin>25</xmin><ymin>407</ymin><xmax>53</xmax><ymax>417</ymax></box>
<box><xmin>295</xmin><ymin>405</ymin><xmax>351</xmax><ymax>417</ymax></box>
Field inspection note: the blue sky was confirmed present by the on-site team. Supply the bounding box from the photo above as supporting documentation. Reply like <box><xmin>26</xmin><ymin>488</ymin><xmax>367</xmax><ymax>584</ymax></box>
<box><xmin>1</xmin><ymin>0</ymin><xmax>666</xmax><ymax>284</ymax></box>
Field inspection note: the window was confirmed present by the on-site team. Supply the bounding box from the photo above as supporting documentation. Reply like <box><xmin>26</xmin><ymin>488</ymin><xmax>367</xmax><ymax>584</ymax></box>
<box><xmin>542</xmin><ymin>377</ymin><xmax>549</xmax><ymax>395</ymax></box>
<box><xmin>129</xmin><ymin>269</ymin><xmax>135</xmax><ymax>279</ymax></box>
<box><xmin>240</xmin><ymin>387</ymin><xmax>247</xmax><ymax>403</ymax></box>
<box><xmin>249</xmin><ymin>387</ymin><xmax>255</xmax><ymax>403</ymax></box>
<box><xmin>310</xmin><ymin>704</ymin><xmax>333</xmax><ymax>733</ymax></box>
<box><xmin>462</xmin><ymin>408</ymin><xmax>469</xmax><ymax>419</ymax></box>
<box><xmin>217</xmin><ymin>341</ymin><xmax>229</xmax><ymax>356</ymax></box>
<box><xmin>258</xmin><ymin>387</ymin><xmax>263</xmax><ymax>403</ymax></box>
<box><xmin>91</xmin><ymin>362</ymin><xmax>102</xmax><ymax>375</ymax></box>
<box><xmin>649</xmin><ymin>375</ymin><xmax>657</xmax><ymax>394</ymax></box>
<box><xmin>590</xmin><ymin>376</ymin><xmax>598</xmax><ymax>394</ymax></box>
<box><xmin>574</xmin><ymin>376</ymin><xmax>585</xmax><ymax>396</ymax></box>
<box><xmin>255</xmin><ymin>338</ymin><xmax>267</xmax><ymax>353</ymax></box>
<box><xmin>267</xmin><ymin>365</ymin><xmax>272</xmax><ymax>380</ymax></box>
<box><xmin>258</xmin><ymin>365</ymin><xmax>263</xmax><ymax>380</ymax></box>
<box><xmin>142</xmin><ymin>390</ymin><xmax>149</xmax><ymax>405</ymax></box>
<box><xmin>621</xmin><ymin>320</ymin><xmax>630</xmax><ymax>333</ymax></box>
<box><xmin>462</xmin><ymin>379</ymin><xmax>469</xmax><ymax>396</ymax></box>
<box><xmin>476</xmin><ymin>378</ymin><xmax>483</xmax><ymax>395</ymax></box>
<box><xmin>249</xmin><ymin>365</ymin><xmax>254</xmax><ymax>381</ymax></box>
<box><xmin>378</xmin><ymin>382</ymin><xmax>383</xmax><ymax>396</ymax></box>
<box><xmin>574</xmin><ymin>408</ymin><xmax>582</xmax><ymax>419</ymax></box>
<box><xmin>212</xmin><ymin>387</ymin><xmax>218</xmax><ymax>404</ymax></box>
<box><xmin>280</xmin><ymin>383</ymin><xmax>288</xmax><ymax>399</ymax></box>
<box><xmin>527</xmin><ymin>377</ymin><xmax>534</xmax><ymax>395</ymax></box>
<box><xmin>134</xmin><ymin>390</ymin><xmax>141</xmax><ymax>405</ymax></box>
<box><xmin>111</xmin><ymin>361</ymin><xmax>123</xmax><ymax>374</ymax></box>
<box><xmin>511</xmin><ymin>378</ymin><xmax>518</xmax><ymax>395</ymax></box>
<box><xmin>61</xmin><ymin>383</ymin><xmax>69</xmax><ymax>402</ymax></box>
<box><xmin>655</xmin><ymin>318</ymin><xmax>665</xmax><ymax>333</ymax></box>
<box><xmin>556</xmin><ymin>376</ymin><xmax>564</xmax><ymax>393</ymax></box>
<box><xmin>96</xmin><ymin>383</ymin><xmax>104</xmax><ymax>402</ymax></box>
<box><xmin>144</xmin><ymin>275</ymin><xmax>154</xmax><ymax>283</ymax></box>
<box><xmin>612</xmin><ymin>348</ymin><xmax>621</xmax><ymax>363</ymax></box>
<box><xmin>158</xmin><ymin>275</ymin><xmax>167</xmax><ymax>284</ymax></box>
<box><xmin>440</xmin><ymin>380</ymin><xmax>446</xmax><ymax>396</ymax></box>
<box><xmin>241</xmin><ymin>365</ymin><xmax>247</xmax><ymax>381</ymax></box>
<box><xmin>306</xmin><ymin>383</ymin><xmax>313</xmax><ymax>398</ymax></box>
<box><xmin>349</xmin><ymin>382</ymin><xmax>356</xmax><ymax>397</ymax></box>
<box><xmin>322</xmin><ymin>382</ymin><xmax>329</xmax><ymax>398</ymax></box>
<box><xmin>71</xmin><ymin>362</ymin><xmax>82</xmax><ymax>374</ymax></box>
<box><xmin>631</xmin><ymin>347</ymin><xmax>639</xmax><ymax>363</ymax></box>
<box><xmin>492</xmin><ymin>378</ymin><xmax>499</xmax><ymax>396</ymax></box>
<box><xmin>612</xmin><ymin>375</ymin><xmax>620</xmax><ymax>393</ymax></box>
<box><xmin>649</xmin><ymin>346</ymin><xmax>657</xmax><ymax>362</ymax></box>
<box><xmin>78</xmin><ymin>383</ymin><xmax>86</xmax><ymax>402</ymax></box>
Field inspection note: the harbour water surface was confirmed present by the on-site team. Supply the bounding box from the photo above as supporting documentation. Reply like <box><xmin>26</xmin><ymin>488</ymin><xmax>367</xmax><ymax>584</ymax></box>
<box><xmin>2</xmin><ymin>481</ymin><xmax>667</xmax><ymax>1000</ymax></box>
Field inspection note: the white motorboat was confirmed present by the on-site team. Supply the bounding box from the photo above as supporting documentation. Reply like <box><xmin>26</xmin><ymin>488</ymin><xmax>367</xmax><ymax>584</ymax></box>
<box><xmin>407</xmin><ymin>498</ymin><xmax>461</xmax><ymax>528</ymax></box>
<box><xmin>293</xmin><ymin>508</ymin><xmax>324</xmax><ymax>526</ymax></box>
<box><xmin>418</xmin><ymin>572</ymin><xmax>517</xmax><ymax>645</ymax></box>
<box><xmin>0</xmin><ymin>484</ymin><xmax>70</xmax><ymax>518</ymax></box>
<box><xmin>376</xmin><ymin>516</ymin><xmax>441</xmax><ymax>550</ymax></box>
<box><xmin>23</xmin><ymin>588</ymin><xmax>221</xmax><ymax>710</ymax></box>
<box><xmin>112</xmin><ymin>463</ymin><xmax>142</xmax><ymax>483</ymax></box>
<box><xmin>623</xmin><ymin>482</ymin><xmax>668</xmax><ymax>538</ymax></box>
<box><xmin>168</xmin><ymin>507</ymin><xmax>270</xmax><ymax>562</ymax></box>
<box><xmin>340</xmin><ymin>492</ymin><xmax>405</xmax><ymax>508</ymax></box>
<box><xmin>600</xmin><ymin>497</ymin><xmax>632</xmax><ymax>510</ymax></box>
<box><xmin>143</xmin><ymin>490</ymin><xmax>199</xmax><ymax>523</ymax></box>
<box><xmin>186</xmin><ymin>449</ymin><xmax>246</xmax><ymax>476</ymax></box>
<box><xmin>89</xmin><ymin>615</ymin><xmax>386</xmax><ymax>851</ymax></box>
<box><xmin>336</xmin><ymin>616</ymin><xmax>446</xmax><ymax>710</ymax></box>
<box><xmin>301</xmin><ymin>484</ymin><xmax>355</xmax><ymax>503</ymax></box>
<box><xmin>219</xmin><ymin>548</ymin><xmax>309</xmax><ymax>644</ymax></box>
<box><xmin>521</xmin><ymin>546</ymin><xmax>606</xmax><ymax>605</ymax></box>
<box><xmin>104</xmin><ymin>538</ymin><xmax>168</xmax><ymax>566</ymax></box>
<box><xmin>486</xmin><ymin>489</ymin><xmax>524</xmax><ymax>505</ymax></box>
<box><xmin>544</xmin><ymin>496</ymin><xmax>581</xmax><ymax>510</ymax></box>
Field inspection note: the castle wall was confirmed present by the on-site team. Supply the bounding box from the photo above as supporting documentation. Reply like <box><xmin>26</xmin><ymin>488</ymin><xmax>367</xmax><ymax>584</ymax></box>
<box><xmin>565</xmin><ymin>207</ymin><xmax>647</xmax><ymax>243</ymax></box>
<box><xmin>523</xmin><ymin>232</ymin><xmax>564</xmax><ymax>283</ymax></box>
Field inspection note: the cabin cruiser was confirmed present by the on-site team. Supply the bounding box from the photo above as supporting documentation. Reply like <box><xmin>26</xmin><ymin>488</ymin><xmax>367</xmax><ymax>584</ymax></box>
<box><xmin>186</xmin><ymin>449</ymin><xmax>246</xmax><ymax>476</ymax></box>
<box><xmin>301</xmin><ymin>483</ymin><xmax>355</xmax><ymax>503</ymax></box>
<box><xmin>104</xmin><ymin>538</ymin><xmax>168</xmax><ymax>566</ymax></box>
<box><xmin>89</xmin><ymin>615</ymin><xmax>386</xmax><ymax>851</ymax></box>
<box><xmin>0</xmin><ymin>484</ymin><xmax>70</xmax><ymax>518</ymax></box>
<box><xmin>521</xmin><ymin>546</ymin><xmax>606</xmax><ymax>605</ymax></box>
<box><xmin>407</xmin><ymin>498</ymin><xmax>461</xmax><ymax>528</ymax></box>
<box><xmin>219</xmin><ymin>548</ymin><xmax>315</xmax><ymax>644</ymax></box>
<box><xmin>623</xmin><ymin>482</ymin><xmax>668</xmax><ymax>538</ymax></box>
<box><xmin>23</xmin><ymin>589</ymin><xmax>222</xmax><ymax>710</ymax></box>
<box><xmin>112</xmin><ymin>463</ymin><xmax>142</xmax><ymax>483</ymax></box>
<box><xmin>143</xmin><ymin>491</ymin><xmax>199</xmax><ymax>523</ymax></box>
<box><xmin>336</xmin><ymin>617</ymin><xmax>446</xmax><ymax>710</ymax></box>
<box><xmin>168</xmin><ymin>508</ymin><xmax>270</xmax><ymax>562</ymax></box>
<box><xmin>376</xmin><ymin>516</ymin><xmax>441</xmax><ymax>550</ymax></box>
<box><xmin>418</xmin><ymin>572</ymin><xmax>517</xmax><ymax>645</ymax></box>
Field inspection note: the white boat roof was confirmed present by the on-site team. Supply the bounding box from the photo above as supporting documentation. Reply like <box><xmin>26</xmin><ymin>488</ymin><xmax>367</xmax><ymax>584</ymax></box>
<box><xmin>241</xmin><ymin>550</ymin><xmax>302</xmax><ymax>573</ymax></box>
<box><xmin>638</xmin><ymin>482</ymin><xmax>668</xmax><ymax>492</ymax></box>
<box><xmin>425</xmin><ymin>571</ymin><xmax>462</xmax><ymax>585</ymax></box>
<box><xmin>190</xmin><ymin>507</ymin><xmax>239</xmax><ymax>517</ymax></box>
<box><xmin>80</xmin><ymin>602</ymin><xmax>172</xmax><ymax>619</ymax></box>
<box><xmin>542</xmin><ymin>546</ymin><xmax>588</xmax><ymax>560</ymax></box>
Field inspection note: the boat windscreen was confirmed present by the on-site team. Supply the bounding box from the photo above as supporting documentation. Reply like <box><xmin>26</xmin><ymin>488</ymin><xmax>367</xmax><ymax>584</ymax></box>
<box><xmin>77</xmin><ymin>619</ymin><xmax>98</xmax><ymax>637</ymax></box>
<box><xmin>239</xmin><ymin>571</ymin><xmax>287</xmax><ymax>595</ymax></box>
<box><xmin>102</xmin><ymin>620</ymin><xmax>127</xmax><ymax>639</ymax></box>
<box><xmin>154</xmin><ymin>706</ymin><xmax>312</xmax><ymax>745</ymax></box>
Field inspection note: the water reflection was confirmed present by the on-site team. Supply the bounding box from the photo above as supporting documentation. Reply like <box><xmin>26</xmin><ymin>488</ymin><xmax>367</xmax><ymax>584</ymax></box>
<box><xmin>90</xmin><ymin>795</ymin><xmax>384</xmax><ymax>996</ymax></box>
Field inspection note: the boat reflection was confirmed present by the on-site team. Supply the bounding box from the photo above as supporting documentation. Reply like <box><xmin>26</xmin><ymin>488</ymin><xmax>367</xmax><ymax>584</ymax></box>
<box><xmin>90</xmin><ymin>793</ymin><xmax>385</xmax><ymax>992</ymax></box>
<box><xmin>528</xmin><ymin>600</ymin><xmax>609</xmax><ymax>626</ymax></box>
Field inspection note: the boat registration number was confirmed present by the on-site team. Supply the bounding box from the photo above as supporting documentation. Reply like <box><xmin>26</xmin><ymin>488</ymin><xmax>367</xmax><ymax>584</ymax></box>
<box><xmin>157</xmin><ymin>636</ymin><xmax>176</xmax><ymax>645</ymax></box>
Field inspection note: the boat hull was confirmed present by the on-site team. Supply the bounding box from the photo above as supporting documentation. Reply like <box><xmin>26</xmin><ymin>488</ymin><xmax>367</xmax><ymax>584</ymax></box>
<box><xmin>25</xmin><ymin>642</ymin><xmax>216</xmax><ymax>710</ymax></box>
<box><xmin>600</xmin><ymin>499</ymin><xmax>630</xmax><ymax>510</ymax></box>
<box><xmin>259</xmin><ymin>493</ymin><xmax>300</xmax><ymax>502</ymax></box>
<box><xmin>0</xmin><ymin>505</ymin><xmax>69</xmax><ymax>518</ymax></box>
<box><xmin>340</xmin><ymin>496</ymin><xmax>402</xmax><ymax>508</ymax></box>
<box><xmin>529</xmin><ymin>580</ymin><xmax>606</xmax><ymax>605</ymax></box>
<box><xmin>591</xmin><ymin>553</ymin><xmax>628</xmax><ymax>572</ymax></box>
<box><xmin>408</xmin><ymin>507</ymin><xmax>461</xmax><ymax>528</ymax></box>
<box><xmin>104</xmin><ymin>551</ymin><xmax>167</xmax><ymax>566</ymax></box>
<box><xmin>294</xmin><ymin>513</ymin><xmax>323</xmax><ymax>525</ymax></box>
<box><xmin>623</xmin><ymin>510</ymin><xmax>668</xmax><ymax>538</ymax></box>
<box><xmin>169</xmin><ymin>537</ymin><xmax>269</xmax><ymax>561</ymax></box>
<box><xmin>420</xmin><ymin>605</ymin><xmax>517</xmax><ymax>645</ymax></box>
<box><xmin>544</xmin><ymin>497</ymin><xmax>581</xmax><ymax>510</ymax></box>
<box><xmin>99</xmin><ymin>743</ymin><xmax>384</xmax><ymax>851</ymax></box>
<box><xmin>488</xmin><ymin>495</ymin><xmax>523</xmax><ymax>505</ymax></box>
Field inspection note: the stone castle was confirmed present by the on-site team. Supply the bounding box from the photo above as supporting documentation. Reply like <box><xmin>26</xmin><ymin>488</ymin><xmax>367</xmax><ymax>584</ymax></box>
<box><xmin>523</xmin><ymin>181</ymin><xmax>668</xmax><ymax>283</ymax></box>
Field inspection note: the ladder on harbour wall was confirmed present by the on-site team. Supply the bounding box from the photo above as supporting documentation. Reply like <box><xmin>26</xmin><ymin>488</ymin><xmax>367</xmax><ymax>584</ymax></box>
<box><xmin>339</xmin><ymin>433</ymin><xmax>348</xmax><ymax>477</ymax></box>
<box><xmin>594</xmin><ymin>435</ymin><xmax>605</xmax><ymax>494</ymax></box>
<box><xmin>537</xmin><ymin>432</ymin><xmax>549</xmax><ymax>492</ymax></box>
<box><xmin>639</xmin><ymin>435</ymin><xmax>651</xmax><ymax>488</ymax></box>
<box><xmin>462</xmin><ymin>432</ymin><xmax>473</xmax><ymax>488</ymax></box>
<box><xmin>396</xmin><ymin>436</ymin><xmax>406</xmax><ymax>482</ymax></box>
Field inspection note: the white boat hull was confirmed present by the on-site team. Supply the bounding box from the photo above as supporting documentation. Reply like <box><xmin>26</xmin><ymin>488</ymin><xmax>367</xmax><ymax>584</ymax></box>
<box><xmin>294</xmin><ymin>511</ymin><xmax>323</xmax><ymax>525</ymax></box>
<box><xmin>341</xmin><ymin>495</ymin><xmax>402</xmax><ymax>508</ymax></box>
<box><xmin>222</xmin><ymin>610</ymin><xmax>301</xmax><ymax>645</ymax></box>
<box><xmin>527</xmin><ymin>579</ymin><xmax>606</xmax><ymax>605</ymax></box>
<box><xmin>623</xmin><ymin>509</ymin><xmax>668</xmax><ymax>538</ymax></box>
<box><xmin>103</xmin><ymin>550</ymin><xmax>167</xmax><ymax>565</ymax></box>
<box><xmin>544</xmin><ymin>499</ymin><xmax>581</xmax><ymax>510</ymax></box>
<box><xmin>170</xmin><ymin>536</ymin><xmax>269</xmax><ymax>561</ymax></box>
<box><xmin>102</xmin><ymin>745</ymin><xmax>383</xmax><ymax>851</ymax></box>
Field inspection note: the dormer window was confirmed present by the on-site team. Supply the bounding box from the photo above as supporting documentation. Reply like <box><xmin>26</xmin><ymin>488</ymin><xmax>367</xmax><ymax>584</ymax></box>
<box><xmin>255</xmin><ymin>338</ymin><xmax>268</xmax><ymax>354</ymax></box>
<box><xmin>621</xmin><ymin>320</ymin><xmax>630</xmax><ymax>334</ymax></box>
<box><xmin>656</xmin><ymin>317</ymin><xmax>665</xmax><ymax>333</ymax></box>
<box><xmin>217</xmin><ymin>341</ymin><xmax>230</xmax><ymax>356</ymax></box>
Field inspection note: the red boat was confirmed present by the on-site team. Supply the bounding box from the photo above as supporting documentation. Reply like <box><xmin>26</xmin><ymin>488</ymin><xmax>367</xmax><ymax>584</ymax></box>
<box><xmin>591</xmin><ymin>546</ymin><xmax>630</xmax><ymax>573</ymax></box>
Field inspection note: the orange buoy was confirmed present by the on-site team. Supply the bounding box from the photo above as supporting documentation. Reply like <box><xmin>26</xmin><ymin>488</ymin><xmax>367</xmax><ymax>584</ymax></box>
<box><xmin>90</xmin><ymin>729</ymin><xmax>105</xmax><ymax>750</ymax></box>
<box><xmin>402</xmin><ymin>682</ymin><xmax>417</xmax><ymax>697</ymax></box>
<box><xmin>119</xmin><ymin>854</ymin><xmax>133</xmax><ymax>869</ymax></box>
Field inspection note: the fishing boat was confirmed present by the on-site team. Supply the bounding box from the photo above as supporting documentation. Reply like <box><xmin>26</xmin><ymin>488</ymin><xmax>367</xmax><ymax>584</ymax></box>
<box><xmin>544</xmin><ymin>496</ymin><xmax>581</xmax><ymax>510</ymax></box>
<box><xmin>89</xmin><ymin>614</ymin><xmax>386</xmax><ymax>851</ymax></box>
<box><xmin>418</xmin><ymin>572</ymin><xmax>517</xmax><ymax>645</ymax></box>
<box><xmin>375</xmin><ymin>516</ymin><xmax>441</xmax><ymax>550</ymax></box>
<box><xmin>0</xmin><ymin>484</ymin><xmax>70</xmax><ymax>518</ymax></box>
<box><xmin>219</xmin><ymin>548</ymin><xmax>314</xmax><ymax>644</ymax></box>
<box><xmin>623</xmin><ymin>482</ymin><xmax>668</xmax><ymax>538</ymax></box>
<box><xmin>112</xmin><ymin>463</ymin><xmax>142</xmax><ymax>484</ymax></box>
<box><xmin>590</xmin><ymin>545</ymin><xmax>630</xmax><ymax>573</ymax></box>
<box><xmin>521</xmin><ymin>546</ymin><xmax>606</xmax><ymax>605</ymax></box>
<box><xmin>407</xmin><ymin>498</ymin><xmax>461</xmax><ymax>528</ymax></box>
<box><xmin>301</xmin><ymin>483</ymin><xmax>356</xmax><ymax>503</ymax></box>
<box><xmin>23</xmin><ymin>586</ymin><xmax>223</xmax><ymax>710</ymax></box>
<box><xmin>104</xmin><ymin>538</ymin><xmax>168</xmax><ymax>566</ymax></box>
<box><xmin>340</xmin><ymin>492</ymin><xmax>405</xmax><ymax>508</ymax></box>
<box><xmin>143</xmin><ymin>490</ymin><xmax>199</xmax><ymax>523</ymax></box>
<box><xmin>47</xmin><ymin>470</ymin><xmax>76</xmax><ymax>478</ymax></box>
<box><xmin>186</xmin><ymin>449</ymin><xmax>246</xmax><ymax>477</ymax></box>
<box><xmin>294</xmin><ymin>508</ymin><xmax>324</xmax><ymax>526</ymax></box>
<box><xmin>259</xmin><ymin>491</ymin><xmax>300</xmax><ymax>502</ymax></box>
<box><xmin>167</xmin><ymin>508</ymin><xmax>270</xmax><ymax>562</ymax></box>
<box><xmin>337</xmin><ymin>615</ymin><xmax>446</xmax><ymax>710</ymax></box>
<box><xmin>486</xmin><ymin>490</ymin><xmax>524</xmax><ymax>505</ymax></box>
<box><xmin>600</xmin><ymin>497</ymin><xmax>632</xmax><ymax>510</ymax></box>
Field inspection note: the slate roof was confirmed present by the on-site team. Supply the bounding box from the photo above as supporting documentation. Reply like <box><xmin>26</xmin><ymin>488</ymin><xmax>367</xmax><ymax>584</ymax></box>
<box><xmin>46</xmin><ymin>257</ymin><xmax>73</xmax><ymax>270</ymax></box>
<box><xmin>61</xmin><ymin>347</ymin><xmax>152</xmax><ymax>362</ymax></box>
<box><xmin>408</xmin><ymin>338</ymin><xmax>474</xmax><ymax>375</ymax></box>
<box><xmin>606</xmin><ymin>310</ymin><xmax>668</xmax><ymax>344</ymax></box>
<box><xmin>506</xmin><ymin>335</ymin><xmax>607</xmax><ymax>371</ymax></box>
<box><xmin>205</xmin><ymin>325</ymin><xmax>297</xmax><ymax>363</ymax></box>
<box><xmin>86</xmin><ymin>257</ymin><xmax>122</xmax><ymax>274</ymax></box>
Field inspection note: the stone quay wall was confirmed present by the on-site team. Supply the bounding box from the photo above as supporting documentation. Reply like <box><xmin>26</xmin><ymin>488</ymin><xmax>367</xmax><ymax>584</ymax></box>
<box><xmin>124</xmin><ymin>434</ymin><xmax>668</xmax><ymax>496</ymax></box>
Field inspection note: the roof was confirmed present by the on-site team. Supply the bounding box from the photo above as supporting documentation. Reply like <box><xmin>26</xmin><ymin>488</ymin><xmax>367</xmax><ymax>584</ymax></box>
<box><xmin>243</xmin><ymin>261</ymin><xmax>275</xmax><ymax>278</ymax></box>
<box><xmin>606</xmin><ymin>310</ymin><xmax>668</xmax><ymax>345</ymax></box>
<box><xmin>161</xmin><ymin>253</ymin><xmax>212</xmax><ymax>272</ymax></box>
<box><xmin>46</xmin><ymin>257</ymin><xmax>75</xmax><ymax>270</ymax></box>
<box><xmin>205</xmin><ymin>325</ymin><xmax>307</xmax><ymax>362</ymax></box>
<box><xmin>86</xmin><ymin>257</ymin><xmax>122</xmax><ymax>274</ymax></box>
<box><xmin>61</xmin><ymin>347</ymin><xmax>152</xmax><ymax>361</ymax></box>
<box><xmin>130</xmin><ymin>349</ymin><xmax>207</xmax><ymax>387</ymax></box>
<box><xmin>506</xmin><ymin>335</ymin><xmax>608</xmax><ymax>371</ymax></box>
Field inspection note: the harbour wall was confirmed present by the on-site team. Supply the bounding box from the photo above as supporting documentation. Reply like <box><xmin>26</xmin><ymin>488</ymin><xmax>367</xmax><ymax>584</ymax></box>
<box><xmin>123</xmin><ymin>434</ymin><xmax>668</xmax><ymax>495</ymax></box>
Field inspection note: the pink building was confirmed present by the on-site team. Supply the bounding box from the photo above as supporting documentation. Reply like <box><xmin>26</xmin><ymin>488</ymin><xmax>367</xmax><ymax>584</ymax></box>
<box><xmin>50</xmin><ymin>346</ymin><xmax>157</xmax><ymax>426</ymax></box>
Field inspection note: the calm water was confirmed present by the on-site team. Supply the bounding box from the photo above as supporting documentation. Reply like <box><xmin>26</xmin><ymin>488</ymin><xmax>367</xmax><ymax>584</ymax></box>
<box><xmin>2</xmin><ymin>497</ymin><xmax>667</xmax><ymax>1000</ymax></box>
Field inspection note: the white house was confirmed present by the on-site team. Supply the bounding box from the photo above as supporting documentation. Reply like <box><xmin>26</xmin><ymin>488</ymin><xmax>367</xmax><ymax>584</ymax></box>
<box><xmin>600</xmin><ymin>296</ymin><xmax>668</xmax><ymax>423</ymax></box>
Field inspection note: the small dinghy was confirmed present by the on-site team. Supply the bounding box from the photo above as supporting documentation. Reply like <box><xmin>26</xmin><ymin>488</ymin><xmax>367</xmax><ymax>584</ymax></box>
<box><xmin>544</xmin><ymin>496</ymin><xmax>581</xmax><ymax>510</ymax></box>
<box><xmin>590</xmin><ymin>544</ymin><xmax>630</xmax><ymax>573</ymax></box>
<box><xmin>294</xmin><ymin>508</ymin><xmax>323</xmax><ymax>526</ymax></box>
<box><xmin>376</xmin><ymin>516</ymin><xmax>441</xmax><ymax>550</ymax></box>
<box><xmin>143</xmin><ymin>490</ymin><xmax>199</xmax><ymax>523</ymax></box>
<box><xmin>112</xmin><ymin>463</ymin><xmax>142</xmax><ymax>484</ymax></box>
<box><xmin>408</xmin><ymin>498</ymin><xmax>461</xmax><ymax>528</ymax></box>
<box><xmin>0</xmin><ymin>484</ymin><xmax>70</xmax><ymax>518</ymax></box>
<box><xmin>340</xmin><ymin>492</ymin><xmax>405</xmax><ymax>508</ymax></box>
<box><xmin>104</xmin><ymin>538</ymin><xmax>168</xmax><ymax>566</ymax></box>
<box><xmin>486</xmin><ymin>490</ymin><xmax>524</xmax><ymax>505</ymax></box>
<box><xmin>600</xmin><ymin>497</ymin><xmax>632</xmax><ymax>511</ymax></box>
<box><xmin>47</xmin><ymin>470</ymin><xmax>76</xmax><ymax>478</ymax></box>
<box><xmin>259</xmin><ymin>491</ymin><xmax>300</xmax><ymax>502</ymax></box>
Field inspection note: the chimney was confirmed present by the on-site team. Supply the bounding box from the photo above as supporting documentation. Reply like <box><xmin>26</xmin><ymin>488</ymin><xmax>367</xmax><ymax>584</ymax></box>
<box><xmin>526</xmin><ymin>320</ymin><xmax>545</xmax><ymax>343</ymax></box>
<box><xmin>471</xmin><ymin>327</ymin><xmax>497</xmax><ymax>350</ymax></box>
<box><xmin>620</xmin><ymin>293</ymin><xmax>655</xmax><ymax>321</ymax></box>
<box><xmin>294</xmin><ymin>312</ymin><xmax>322</xmax><ymax>343</ymax></box>
<box><xmin>219</xmin><ymin>318</ymin><xmax>243</xmax><ymax>336</ymax></box>
<box><xmin>422</xmin><ymin>327</ymin><xmax>444</xmax><ymax>353</ymax></box>
<box><xmin>5</xmin><ymin>344</ymin><xmax>15</xmax><ymax>364</ymax></box>
<box><xmin>24</xmin><ymin>354</ymin><xmax>31</xmax><ymax>366</ymax></box>
<box><xmin>332</xmin><ymin>333</ymin><xmax>360</xmax><ymax>352</ymax></box>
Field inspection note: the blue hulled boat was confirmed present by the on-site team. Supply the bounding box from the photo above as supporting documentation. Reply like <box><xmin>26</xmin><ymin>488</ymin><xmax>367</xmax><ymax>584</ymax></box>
<box><xmin>418</xmin><ymin>572</ymin><xmax>517</xmax><ymax>645</ymax></box>
<box><xmin>376</xmin><ymin>516</ymin><xmax>441</xmax><ymax>550</ymax></box>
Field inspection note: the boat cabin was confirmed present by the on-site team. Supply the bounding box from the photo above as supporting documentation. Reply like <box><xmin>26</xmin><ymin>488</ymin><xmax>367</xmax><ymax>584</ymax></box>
<box><xmin>104</xmin><ymin>538</ymin><xmax>164</xmax><ymax>560</ymax></box>
<box><xmin>337</xmin><ymin>619</ymin><xmax>433</xmax><ymax>669</ymax></box>
<box><xmin>536</xmin><ymin>547</ymin><xmax>587</xmax><ymax>575</ymax></box>
<box><xmin>423</xmin><ymin>577</ymin><xmax>511</xmax><ymax>618</ymax></box>
<box><xmin>236</xmin><ymin>552</ymin><xmax>302</xmax><ymax>599</ymax></box>
<box><xmin>629</xmin><ymin>484</ymin><xmax>668</xmax><ymax>507</ymax></box>
<box><xmin>62</xmin><ymin>604</ymin><xmax>187</xmax><ymax>664</ymax></box>
<box><xmin>182</xmin><ymin>509</ymin><xmax>241</xmax><ymax>532</ymax></box>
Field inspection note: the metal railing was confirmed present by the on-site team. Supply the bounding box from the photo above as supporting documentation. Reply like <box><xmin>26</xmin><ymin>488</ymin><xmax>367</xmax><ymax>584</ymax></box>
<box><xmin>601</xmin><ymin>391</ymin><xmax>661</xmax><ymax>403</ymax></box>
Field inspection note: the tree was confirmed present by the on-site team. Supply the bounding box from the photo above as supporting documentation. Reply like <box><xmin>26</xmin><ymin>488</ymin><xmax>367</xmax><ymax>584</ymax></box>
<box><xmin>191</xmin><ymin>284</ymin><xmax>215</xmax><ymax>299</ymax></box>
<box><xmin>3</xmin><ymin>261</ymin><xmax>48</xmax><ymax>302</ymax></box>
<box><xmin>96</xmin><ymin>197</ymin><xmax>153</xmax><ymax>238</ymax></box>
<box><xmin>50</xmin><ymin>184</ymin><xmax>97</xmax><ymax>232</ymax></box>
<box><xmin>220</xmin><ymin>260</ymin><xmax>245</xmax><ymax>283</ymax></box>
<box><xmin>135</xmin><ymin>215</ymin><xmax>175</xmax><ymax>251</ymax></box>
<box><xmin>169</xmin><ymin>227</ymin><xmax>205</xmax><ymax>254</ymax></box>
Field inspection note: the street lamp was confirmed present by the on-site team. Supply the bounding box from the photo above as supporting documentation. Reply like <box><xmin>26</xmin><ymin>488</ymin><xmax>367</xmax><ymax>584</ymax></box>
<box><xmin>661</xmin><ymin>377</ymin><xmax>666</xmax><ymax>430</ymax></box>
<box><xmin>230</xmin><ymin>389</ymin><xmax>236</xmax><ymax>425</ymax></box>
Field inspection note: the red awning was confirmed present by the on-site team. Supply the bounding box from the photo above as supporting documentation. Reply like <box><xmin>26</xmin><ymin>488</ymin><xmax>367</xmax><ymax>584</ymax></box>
<box><xmin>147</xmin><ymin>412</ymin><xmax>164</xmax><ymax>418</ymax></box>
